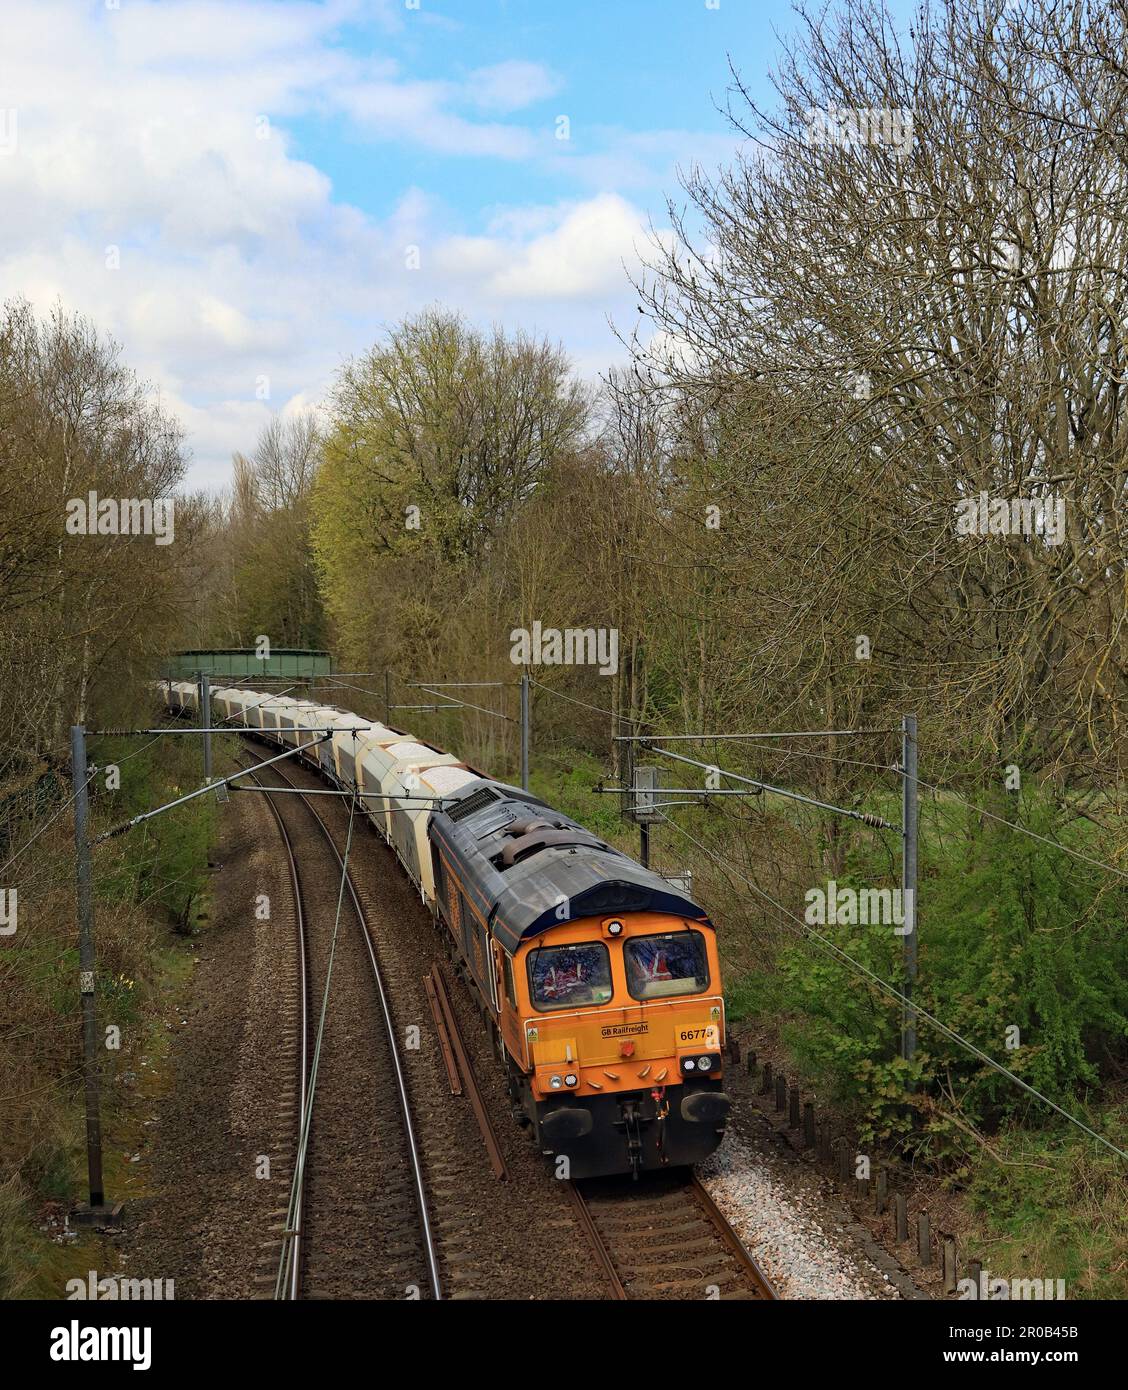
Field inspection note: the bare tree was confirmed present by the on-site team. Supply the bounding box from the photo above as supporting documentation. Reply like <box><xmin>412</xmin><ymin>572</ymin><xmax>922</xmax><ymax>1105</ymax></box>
<box><xmin>628</xmin><ymin>0</ymin><xmax>1128</xmax><ymax>790</ymax></box>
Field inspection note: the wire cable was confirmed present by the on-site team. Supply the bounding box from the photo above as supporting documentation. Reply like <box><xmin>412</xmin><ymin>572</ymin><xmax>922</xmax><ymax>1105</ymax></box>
<box><xmin>910</xmin><ymin>770</ymin><xmax>1128</xmax><ymax>883</ymax></box>
<box><xmin>529</xmin><ymin>678</ymin><xmax>645</xmax><ymax>725</ymax></box>
<box><xmin>659</xmin><ymin>813</ymin><xmax>1127</xmax><ymax>1161</ymax></box>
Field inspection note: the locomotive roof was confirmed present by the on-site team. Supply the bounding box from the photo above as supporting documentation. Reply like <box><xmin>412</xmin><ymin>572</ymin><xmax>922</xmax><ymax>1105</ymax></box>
<box><xmin>430</xmin><ymin>778</ymin><xmax>711</xmax><ymax>955</ymax></box>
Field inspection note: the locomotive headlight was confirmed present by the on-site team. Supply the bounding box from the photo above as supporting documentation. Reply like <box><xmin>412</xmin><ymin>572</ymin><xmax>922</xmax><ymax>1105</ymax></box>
<box><xmin>549</xmin><ymin>1075</ymin><xmax>564</xmax><ymax>1089</ymax></box>
<box><xmin>564</xmin><ymin>1073</ymin><xmax>578</xmax><ymax>1087</ymax></box>
<box><xmin>682</xmin><ymin>1057</ymin><xmax>697</xmax><ymax>1073</ymax></box>
<box><xmin>697</xmin><ymin>1055</ymin><xmax>714</xmax><ymax>1072</ymax></box>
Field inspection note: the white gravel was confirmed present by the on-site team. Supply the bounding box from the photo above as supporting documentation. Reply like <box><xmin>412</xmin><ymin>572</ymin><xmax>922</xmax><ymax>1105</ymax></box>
<box><xmin>700</xmin><ymin>1129</ymin><xmax>901</xmax><ymax>1300</ymax></box>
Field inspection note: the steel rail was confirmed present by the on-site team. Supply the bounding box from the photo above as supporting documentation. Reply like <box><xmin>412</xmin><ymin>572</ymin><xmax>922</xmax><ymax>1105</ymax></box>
<box><xmin>564</xmin><ymin>1183</ymin><xmax>629</xmax><ymax>1300</ymax></box>
<box><xmin>427</xmin><ymin>960</ymin><xmax>508</xmax><ymax>1181</ymax></box>
<box><xmin>567</xmin><ymin>1174</ymin><xmax>778</xmax><ymax>1302</ymax></box>
<box><xmin>648</xmin><ymin>743</ymin><xmax>896</xmax><ymax>830</ymax></box>
<box><xmin>95</xmin><ymin>736</ymin><xmax>326</xmax><ymax>842</ymax></box>
<box><xmin>256</xmin><ymin>748</ymin><xmax>444</xmax><ymax>1300</ymax></box>
<box><xmin>423</xmin><ymin>973</ymin><xmax>463</xmax><ymax>1097</ymax></box>
<box><xmin>613</xmin><ymin>728</ymin><xmax>894</xmax><ymax>742</ymax></box>
<box><xmin>240</xmin><ymin>761</ymin><xmax>310</xmax><ymax>1301</ymax></box>
<box><xmin>688</xmin><ymin>1174</ymin><xmax>778</xmax><ymax>1300</ymax></box>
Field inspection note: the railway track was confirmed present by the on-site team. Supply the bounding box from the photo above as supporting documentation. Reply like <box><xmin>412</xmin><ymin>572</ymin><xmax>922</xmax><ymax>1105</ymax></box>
<box><xmin>239</xmin><ymin>745</ymin><xmax>442</xmax><ymax>1300</ymax></box>
<box><xmin>566</xmin><ymin>1173</ymin><xmax>778</xmax><ymax>1301</ymax></box>
<box><xmin>420</xmin><ymin>931</ymin><xmax>776</xmax><ymax>1303</ymax></box>
<box><xmin>239</xmin><ymin>741</ymin><xmax>774</xmax><ymax>1302</ymax></box>
<box><xmin>253</xmin><ymin>753</ymin><xmax>529</xmax><ymax>1300</ymax></box>
<box><xmin>245</xmin><ymin>766</ymin><xmax>310</xmax><ymax>1299</ymax></box>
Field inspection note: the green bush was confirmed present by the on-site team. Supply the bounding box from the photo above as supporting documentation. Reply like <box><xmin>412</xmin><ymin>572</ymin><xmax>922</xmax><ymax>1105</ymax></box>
<box><xmin>965</xmin><ymin>1107</ymin><xmax>1128</xmax><ymax>1298</ymax></box>
<box><xmin>90</xmin><ymin>734</ymin><xmax>216</xmax><ymax>931</ymax></box>
<box><xmin>759</xmin><ymin>791</ymin><xmax>1127</xmax><ymax>1154</ymax></box>
<box><xmin>530</xmin><ymin>757</ymin><xmax>626</xmax><ymax>840</ymax></box>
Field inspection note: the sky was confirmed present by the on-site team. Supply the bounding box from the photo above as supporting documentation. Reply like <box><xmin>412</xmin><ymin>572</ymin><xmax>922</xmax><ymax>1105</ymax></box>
<box><xmin>0</xmin><ymin>0</ymin><xmax>909</xmax><ymax>492</ymax></box>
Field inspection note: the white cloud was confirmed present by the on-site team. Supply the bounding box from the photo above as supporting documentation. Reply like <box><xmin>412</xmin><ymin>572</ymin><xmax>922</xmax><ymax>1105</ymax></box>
<box><xmin>332</xmin><ymin>75</ymin><xmax>537</xmax><ymax>158</ymax></box>
<box><xmin>431</xmin><ymin>194</ymin><xmax>663</xmax><ymax>303</ymax></box>
<box><xmin>111</xmin><ymin>0</ymin><xmax>358</xmax><ymax>66</ymax></box>
<box><xmin>0</xmin><ymin>1</ymin><xmax>692</xmax><ymax>490</ymax></box>
<box><xmin>465</xmin><ymin>61</ymin><xmax>563</xmax><ymax>113</ymax></box>
<box><xmin>485</xmin><ymin>194</ymin><xmax>661</xmax><ymax>300</ymax></box>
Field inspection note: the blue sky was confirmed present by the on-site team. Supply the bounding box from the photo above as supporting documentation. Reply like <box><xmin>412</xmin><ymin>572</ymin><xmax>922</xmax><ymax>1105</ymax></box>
<box><xmin>0</xmin><ymin>0</ymin><xmax>918</xmax><ymax>490</ymax></box>
<box><xmin>288</xmin><ymin>1</ymin><xmax>776</xmax><ymax>223</ymax></box>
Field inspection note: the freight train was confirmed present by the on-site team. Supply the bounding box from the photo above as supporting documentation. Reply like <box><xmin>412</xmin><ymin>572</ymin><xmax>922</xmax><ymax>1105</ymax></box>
<box><xmin>161</xmin><ymin>680</ymin><xmax>730</xmax><ymax>1179</ymax></box>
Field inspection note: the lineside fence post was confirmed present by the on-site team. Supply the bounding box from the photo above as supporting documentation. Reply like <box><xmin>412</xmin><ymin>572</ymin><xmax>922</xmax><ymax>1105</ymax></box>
<box><xmin>385</xmin><ymin>670</ymin><xmax>392</xmax><ymax>727</ymax></box>
<box><xmin>901</xmin><ymin>713</ymin><xmax>918</xmax><ymax>1064</ymax></box>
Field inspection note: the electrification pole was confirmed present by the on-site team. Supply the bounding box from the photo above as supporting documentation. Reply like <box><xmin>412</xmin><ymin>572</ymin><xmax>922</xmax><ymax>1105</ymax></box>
<box><xmin>70</xmin><ymin>726</ymin><xmax>120</xmax><ymax>1228</ymax></box>
<box><xmin>519</xmin><ymin>674</ymin><xmax>530</xmax><ymax>792</ymax></box>
<box><xmin>200</xmin><ymin>671</ymin><xmax>212</xmax><ymax>783</ymax></box>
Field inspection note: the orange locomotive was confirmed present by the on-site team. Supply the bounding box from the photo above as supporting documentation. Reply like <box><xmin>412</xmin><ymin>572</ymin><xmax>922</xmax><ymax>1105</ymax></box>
<box><xmin>166</xmin><ymin>680</ymin><xmax>731</xmax><ymax>1180</ymax></box>
<box><xmin>430</xmin><ymin>781</ymin><xmax>731</xmax><ymax>1179</ymax></box>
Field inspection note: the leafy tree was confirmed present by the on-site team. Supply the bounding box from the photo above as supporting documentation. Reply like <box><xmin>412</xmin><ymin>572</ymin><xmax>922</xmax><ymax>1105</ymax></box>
<box><xmin>312</xmin><ymin>307</ymin><xmax>589</xmax><ymax>671</ymax></box>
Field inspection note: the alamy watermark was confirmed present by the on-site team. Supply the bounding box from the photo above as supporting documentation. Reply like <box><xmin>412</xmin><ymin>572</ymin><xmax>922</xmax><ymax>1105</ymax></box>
<box><xmin>804</xmin><ymin>104</ymin><xmax>914</xmax><ymax>157</ymax></box>
<box><xmin>957</xmin><ymin>1270</ymin><xmax>1067</xmax><ymax>1301</ymax></box>
<box><xmin>804</xmin><ymin>879</ymin><xmax>914</xmax><ymax>934</ymax></box>
<box><xmin>955</xmin><ymin>492</ymin><xmax>1065</xmax><ymax>546</ymax></box>
<box><xmin>510</xmin><ymin>622</ymin><xmax>619</xmax><ymax>677</ymax></box>
<box><xmin>65</xmin><ymin>492</ymin><xmax>175</xmax><ymax>545</ymax></box>
<box><xmin>65</xmin><ymin>1270</ymin><xmax>174</xmax><ymax>1300</ymax></box>
<box><xmin>50</xmin><ymin>1322</ymin><xmax>152</xmax><ymax>1371</ymax></box>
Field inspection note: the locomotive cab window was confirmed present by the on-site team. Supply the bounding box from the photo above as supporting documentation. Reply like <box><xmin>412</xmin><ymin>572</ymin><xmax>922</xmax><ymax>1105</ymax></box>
<box><xmin>624</xmin><ymin>930</ymin><xmax>709</xmax><ymax>1000</ymax></box>
<box><xmin>528</xmin><ymin>942</ymin><xmax>612</xmax><ymax>1011</ymax></box>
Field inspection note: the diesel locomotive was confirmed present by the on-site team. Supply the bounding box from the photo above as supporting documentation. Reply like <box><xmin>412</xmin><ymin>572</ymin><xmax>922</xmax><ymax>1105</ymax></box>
<box><xmin>162</xmin><ymin>680</ymin><xmax>731</xmax><ymax>1179</ymax></box>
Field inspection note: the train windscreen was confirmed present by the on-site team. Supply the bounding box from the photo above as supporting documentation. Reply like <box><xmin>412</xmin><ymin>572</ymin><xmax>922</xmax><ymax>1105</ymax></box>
<box><xmin>527</xmin><ymin>942</ymin><xmax>612</xmax><ymax>1011</ymax></box>
<box><xmin>624</xmin><ymin>930</ymin><xmax>709</xmax><ymax>1000</ymax></box>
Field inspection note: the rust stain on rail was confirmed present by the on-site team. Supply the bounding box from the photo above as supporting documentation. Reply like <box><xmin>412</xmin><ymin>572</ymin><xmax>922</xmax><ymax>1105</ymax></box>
<box><xmin>427</xmin><ymin>959</ymin><xmax>508</xmax><ymax>1181</ymax></box>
